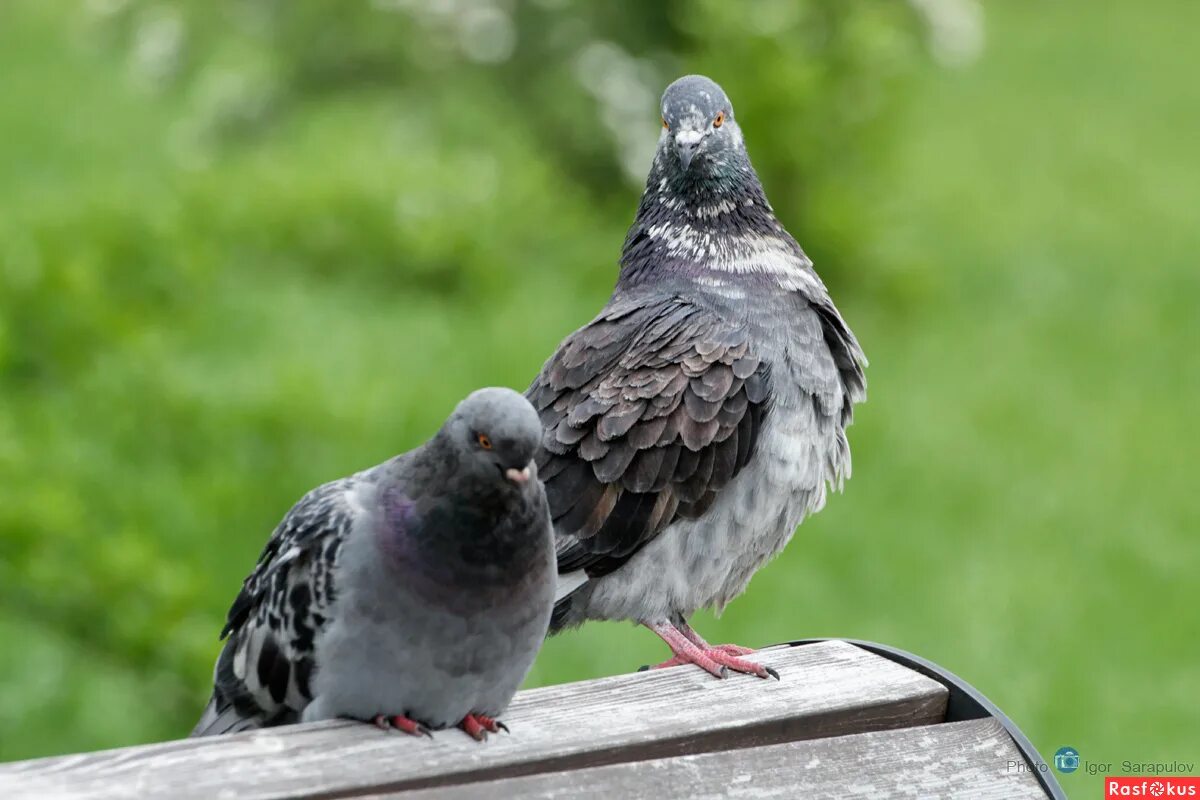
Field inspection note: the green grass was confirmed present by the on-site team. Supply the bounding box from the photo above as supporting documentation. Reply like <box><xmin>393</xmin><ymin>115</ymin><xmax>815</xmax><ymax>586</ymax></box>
<box><xmin>819</xmin><ymin>3</ymin><xmax>1200</xmax><ymax>794</ymax></box>
<box><xmin>0</xmin><ymin>2</ymin><xmax>1196</xmax><ymax>794</ymax></box>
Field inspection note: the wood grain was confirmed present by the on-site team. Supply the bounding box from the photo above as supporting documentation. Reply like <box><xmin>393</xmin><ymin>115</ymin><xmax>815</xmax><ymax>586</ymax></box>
<box><xmin>390</xmin><ymin>719</ymin><xmax>1049</xmax><ymax>800</ymax></box>
<box><xmin>0</xmin><ymin>642</ymin><xmax>947</xmax><ymax>800</ymax></box>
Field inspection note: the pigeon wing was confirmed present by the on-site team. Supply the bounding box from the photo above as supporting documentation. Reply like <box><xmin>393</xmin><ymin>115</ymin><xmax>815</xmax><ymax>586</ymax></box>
<box><xmin>194</xmin><ymin>478</ymin><xmax>358</xmax><ymax>735</ymax></box>
<box><xmin>528</xmin><ymin>293</ymin><xmax>770</xmax><ymax>579</ymax></box>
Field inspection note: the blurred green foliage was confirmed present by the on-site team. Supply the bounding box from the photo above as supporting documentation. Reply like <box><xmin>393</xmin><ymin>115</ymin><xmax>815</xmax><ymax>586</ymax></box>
<box><xmin>0</xmin><ymin>2</ymin><xmax>1196</xmax><ymax>794</ymax></box>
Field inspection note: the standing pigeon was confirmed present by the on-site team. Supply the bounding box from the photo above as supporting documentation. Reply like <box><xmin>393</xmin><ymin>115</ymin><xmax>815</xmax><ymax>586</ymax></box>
<box><xmin>192</xmin><ymin>387</ymin><xmax>554</xmax><ymax>739</ymax></box>
<box><xmin>529</xmin><ymin>75</ymin><xmax>867</xmax><ymax>679</ymax></box>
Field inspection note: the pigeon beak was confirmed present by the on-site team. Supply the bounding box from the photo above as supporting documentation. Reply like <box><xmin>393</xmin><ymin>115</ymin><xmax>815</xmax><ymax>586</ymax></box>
<box><xmin>505</xmin><ymin>464</ymin><xmax>532</xmax><ymax>485</ymax></box>
<box><xmin>675</xmin><ymin>129</ymin><xmax>703</xmax><ymax>172</ymax></box>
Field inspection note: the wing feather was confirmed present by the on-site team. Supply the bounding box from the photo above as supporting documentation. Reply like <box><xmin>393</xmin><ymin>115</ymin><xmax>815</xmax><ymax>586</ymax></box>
<box><xmin>528</xmin><ymin>295</ymin><xmax>770</xmax><ymax>581</ymax></box>
<box><xmin>193</xmin><ymin>479</ymin><xmax>358</xmax><ymax>736</ymax></box>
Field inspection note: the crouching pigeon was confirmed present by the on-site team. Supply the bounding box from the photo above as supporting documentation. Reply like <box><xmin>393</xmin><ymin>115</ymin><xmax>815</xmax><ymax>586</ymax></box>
<box><xmin>529</xmin><ymin>75</ymin><xmax>867</xmax><ymax>679</ymax></box>
<box><xmin>192</xmin><ymin>387</ymin><xmax>555</xmax><ymax>740</ymax></box>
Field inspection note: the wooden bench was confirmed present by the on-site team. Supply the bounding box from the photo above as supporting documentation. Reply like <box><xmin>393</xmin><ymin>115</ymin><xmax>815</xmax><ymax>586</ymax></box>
<box><xmin>0</xmin><ymin>640</ymin><xmax>1064</xmax><ymax>799</ymax></box>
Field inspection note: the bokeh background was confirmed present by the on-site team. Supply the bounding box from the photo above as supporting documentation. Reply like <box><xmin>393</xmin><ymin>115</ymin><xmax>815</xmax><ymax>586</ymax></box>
<box><xmin>1</xmin><ymin>1</ymin><xmax>1196</xmax><ymax>795</ymax></box>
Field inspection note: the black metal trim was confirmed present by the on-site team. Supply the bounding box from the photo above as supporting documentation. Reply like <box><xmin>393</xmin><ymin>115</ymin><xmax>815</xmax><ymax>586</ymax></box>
<box><xmin>786</xmin><ymin>638</ymin><xmax>1067</xmax><ymax>800</ymax></box>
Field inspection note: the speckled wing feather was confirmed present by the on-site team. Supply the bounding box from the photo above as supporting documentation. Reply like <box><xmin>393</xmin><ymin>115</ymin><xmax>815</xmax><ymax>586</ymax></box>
<box><xmin>192</xmin><ymin>478</ymin><xmax>359</xmax><ymax>736</ymax></box>
<box><xmin>528</xmin><ymin>293</ymin><xmax>771</xmax><ymax>579</ymax></box>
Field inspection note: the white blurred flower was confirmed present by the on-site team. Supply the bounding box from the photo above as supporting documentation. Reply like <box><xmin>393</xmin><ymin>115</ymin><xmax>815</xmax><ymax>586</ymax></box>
<box><xmin>743</xmin><ymin>0</ymin><xmax>803</xmax><ymax>37</ymax></box>
<box><xmin>130</xmin><ymin>5</ymin><xmax>185</xmax><ymax>87</ymax></box>
<box><xmin>575</xmin><ymin>41</ymin><xmax>659</xmax><ymax>184</ymax></box>
<box><xmin>374</xmin><ymin>0</ymin><xmax>516</xmax><ymax>64</ymax></box>
<box><xmin>458</xmin><ymin>5</ymin><xmax>516</xmax><ymax>64</ymax></box>
<box><xmin>910</xmin><ymin>0</ymin><xmax>985</xmax><ymax>68</ymax></box>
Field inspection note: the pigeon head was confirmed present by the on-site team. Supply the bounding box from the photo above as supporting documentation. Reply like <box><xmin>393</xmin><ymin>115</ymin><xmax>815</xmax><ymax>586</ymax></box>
<box><xmin>619</xmin><ymin>74</ymin><xmax>804</xmax><ymax>289</ymax></box>
<box><xmin>659</xmin><ymin>75</ymin><xmax>743</xmax><ymax>177</ymax></box>
<box><xmin>443</xmin><ymin>387</ymin><xmax>541</xmax><ymax>489</ymax></box>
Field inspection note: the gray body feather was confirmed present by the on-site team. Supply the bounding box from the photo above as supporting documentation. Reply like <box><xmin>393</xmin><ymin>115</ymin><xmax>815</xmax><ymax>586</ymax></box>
<box><xmin>531</xmin><ymin>76</ymin><xmax>867</xmax><ymax>630</ymax></box>
<box><xmin>193</xmin><ymin>388</ymin><xmax>554</xmax><ymax>736</ymax></box>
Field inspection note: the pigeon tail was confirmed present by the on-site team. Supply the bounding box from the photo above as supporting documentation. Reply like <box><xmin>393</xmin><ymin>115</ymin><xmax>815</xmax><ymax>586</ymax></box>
<box><xmin>548</xmin><ymin>571</ymin><xmax>589</xmax><ymax>634</ymax></box>
<box><xmin>190</xmin><ymin>694</ymin><xmax>266</xmax><ymax>737</ymax></box>
<box><xmin>555</xmin><ymin>570</ymin><xmax>588</xmax><ymax>602</ymax></box>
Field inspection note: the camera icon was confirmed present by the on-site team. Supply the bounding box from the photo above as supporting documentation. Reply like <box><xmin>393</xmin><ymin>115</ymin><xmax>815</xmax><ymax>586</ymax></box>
<box><xmin>1053</xmin><ymin>746</ymin><xmax>1080</xmax><ymax>773</ymax></box>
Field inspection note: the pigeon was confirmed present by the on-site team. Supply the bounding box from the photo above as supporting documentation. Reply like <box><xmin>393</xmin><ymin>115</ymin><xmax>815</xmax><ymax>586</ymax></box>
<box><xmin>192</xmin><ymin>387</ymin><xmax>555</xmax><ymax>740</ymax></box>
<box><xmin>528</xmin><ymin>75</ymin><xmax>867</xmax><ymax>679</ymax></box>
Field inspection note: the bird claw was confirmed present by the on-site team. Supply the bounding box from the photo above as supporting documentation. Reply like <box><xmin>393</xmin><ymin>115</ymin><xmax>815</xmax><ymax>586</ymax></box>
<box><xmin>701</xmin><ymin>648</ymin><xmax>776</xmax><ymax>680</ymax></box>
<box><xmin>372</xmin><ymin>713</ymin><xmax>433</xmax><ymax>737</ymax></box>
<box><xmin>459</xmin><ymin>713</ymin><xmax>506</xmax><ymax>741</ymax></box>
<box><xmin>643</xmin><ymin>622</ymin><xmax>779</xmax><ymax>680</ymax></box>
<box><xmin>475</xmin><ymin>714</ymin><xmax>508</xmax><ymax>734</ymax></box>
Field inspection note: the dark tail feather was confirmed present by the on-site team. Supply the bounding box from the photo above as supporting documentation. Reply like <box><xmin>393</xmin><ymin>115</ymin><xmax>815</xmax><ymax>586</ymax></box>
<box><xmin>549</xmin><ymin>592</ymin><xmax>581</xmax><ymax>635</ymax></box>
<box><xmin>549</xmin><ymin>570</ymin><xmax>588</xmax><ymax>635</ymax></box>
<box><xmin>191</xmin><ymin>694</ymin><xmax>265</xmax><ymax>737</ymax></box>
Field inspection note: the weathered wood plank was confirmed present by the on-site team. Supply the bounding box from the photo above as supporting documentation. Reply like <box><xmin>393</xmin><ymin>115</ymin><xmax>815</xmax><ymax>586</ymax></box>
<box><xmin>390</xmin><ymin>718</ymin><xmax>1048</xmax><ymax>800</ymax></box>
<box><xmin>0</xmin><ymin>641</ymin><xmax>947</xmax><ymax>800</ymax></box>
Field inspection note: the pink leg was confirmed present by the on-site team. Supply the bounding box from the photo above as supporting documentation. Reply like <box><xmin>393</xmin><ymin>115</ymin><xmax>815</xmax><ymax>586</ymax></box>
<box><xmin>459</xmin><ymin>713</ymin><xmax>507</xmax><ymax>741</ymax></box>
<box><xmin>643</xmin><ymin>620</ymin><xmax>779</xmax><ymax>680</ymax></box>
<box><xmin>373</xmin><ymin>713</ymin><xmax>432</xmax><ymax>737</ymax></box>
<box><xmin>474</xmin><ymin>714</ymin><xmax>509</xmax><ymax>734</ymax></box>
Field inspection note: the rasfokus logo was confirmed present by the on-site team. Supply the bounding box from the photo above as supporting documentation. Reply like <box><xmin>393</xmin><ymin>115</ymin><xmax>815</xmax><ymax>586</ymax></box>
<box><xmin>1106</xmin><ymin>777</ymin><xmax>1200</xmax><ymax>798</ymax></box>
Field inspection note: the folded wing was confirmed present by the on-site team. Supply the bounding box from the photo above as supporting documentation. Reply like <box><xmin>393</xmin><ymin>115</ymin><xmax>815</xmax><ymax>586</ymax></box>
<box><xmin>528</xmin><ymin>294</ymin><xmax>771</xmax><ymax>580</ymax></box>
<box><xmin>193</xmin><ymin>480</ymin><xmax>354</xmax><ymax>735</ymax></box>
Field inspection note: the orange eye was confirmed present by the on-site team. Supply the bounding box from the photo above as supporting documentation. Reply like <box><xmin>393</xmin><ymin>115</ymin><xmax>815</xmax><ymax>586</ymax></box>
<box><xmin>661</xmin><ymin>116</ymin><xmax>669</xmax><ymax>130</ymax></box>
<box><xmin>477</xmin><ymin>433</ymin><xmax>492</xmax><ymax>450</ymax></box>
<box><xmin>713</xmin><ymin>111</ymin><xmax>725</xmax><ymax>128</ymax></box>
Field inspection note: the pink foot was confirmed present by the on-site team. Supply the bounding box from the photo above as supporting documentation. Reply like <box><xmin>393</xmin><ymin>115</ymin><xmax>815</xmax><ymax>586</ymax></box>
<box><xmin>372</xmin><ymin>713</ymin><xmax>432</xmax><ymax>737</ymax></box>
<box><xmin>643</xmin><ymin>621</ymin><xmax>780</xmax><ymax>680</ymax></box>
<box><xmin>474</xmin><ymin>714</ymin><xmax>509</xmax><ymax>734</ymax></box>
<box><xmin>459</xmin><ymin>713</ymin><xmax>507</xmax><ymax>741</ymax></box>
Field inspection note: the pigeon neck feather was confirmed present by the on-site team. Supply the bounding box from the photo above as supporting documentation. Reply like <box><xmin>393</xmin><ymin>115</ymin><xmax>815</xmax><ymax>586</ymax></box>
<box><xmin>616</xmin><ymin>149</ymin><xmax>822</xmax><ymax>296</ymax></box>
